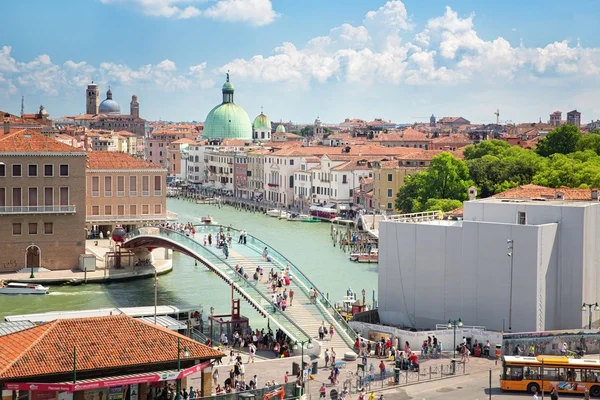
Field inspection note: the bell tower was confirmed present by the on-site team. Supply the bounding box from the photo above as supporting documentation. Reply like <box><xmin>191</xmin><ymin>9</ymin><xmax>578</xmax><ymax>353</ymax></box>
<box><xmin>86</xmin><ymin>82</ymin><xmax>99</xmax><ymax>115</ymax></box>
<box><xmin>130</xmin><ymin>95</ymin><xmax>139</xmax><ymax>118</ymax></box>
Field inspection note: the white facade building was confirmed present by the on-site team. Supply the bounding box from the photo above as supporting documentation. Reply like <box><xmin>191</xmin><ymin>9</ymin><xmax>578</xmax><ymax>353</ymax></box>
<box><xmin>310</xmin><ymin>155</ymin><xmax>374</xmax><ymax>205</ymax></box>
<box><xmin>293</xmin><ymin>157</ymin><xmax>320</xmax><ymax>210</ymax></box>
<box><xmin>186</xmin><ymin>144</ymin><xmax>206</xmax><ymax>184</ymax></box>
<box><xmin>378</xmin><ymin>197</ymin><xmax>600</xmax><ymax>333</ymax></box>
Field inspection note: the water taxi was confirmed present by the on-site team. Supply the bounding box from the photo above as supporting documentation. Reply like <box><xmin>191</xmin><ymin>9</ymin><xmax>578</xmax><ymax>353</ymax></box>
<box><xmin>200</xmin><ymin>216</ymin><xmax>216</xmax><ymax>225</ymax></box>
<box><xmin>349</xmin><ymin>250</ymin><xmax>378</xmax><ymax>263</ymax></box>
<box><xmin>267</xmin><ymin>209</ymin><xmax>288</xmax><ymax>218</ymax></box>
<box><xmin>286</xmin><ymin>213</ymin><xmax>308</xmax><ymax>221</ymax></box>
<box><xmin>0</xmin><ymin>282</ymin><xmax>49</xmax><ymax>295</ymax></box>
<box><xmin>302</xmin><ymin>217</ymin><xmax>321</xmax><ymax>223</ymax></box>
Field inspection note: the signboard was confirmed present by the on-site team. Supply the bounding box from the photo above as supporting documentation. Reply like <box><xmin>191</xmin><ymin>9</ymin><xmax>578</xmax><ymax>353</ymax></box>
<box><xmin>4</xmin><ymin>361</ymin><xmax>212</xmax><ymax>393</ymax></box>
<box><xmin>31</xmin><ymin>391</ymin><xmax>57</xmax><ymax>400</ymax></box>
<box><xmin>108</xmin><ymin>386</ymin><xmax>122</xmax><ymax>400</ymax></box>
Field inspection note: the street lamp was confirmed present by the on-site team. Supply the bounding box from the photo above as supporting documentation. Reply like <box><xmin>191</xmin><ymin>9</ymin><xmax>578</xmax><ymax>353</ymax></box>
<box><xmin>507</xmin><ymin>239</ymin><xmax>515</xmax><ymax>332</ymax></box>
<box><xmin>154</xmin><ymin>269</ymin><xmax>159</xmax><ymax>324</ymax></box>
<box><xmin>176</xmin><ymin>337</ymin><xmax>190</xmax><ymax>400</ymax></box>
<box><xmin>447</xmin><ymin>318</ymin><xmax>463</xmax><ymax>358</ymax></box>
<box><xmin>582</xmin><ymin>302</ymin><xmax>600</xmax><ymax>329</ymax></box>
<box><xmin>293</xmin><ymin>339</ymin><xmax>313</xmax><ymax>396</ymax></box>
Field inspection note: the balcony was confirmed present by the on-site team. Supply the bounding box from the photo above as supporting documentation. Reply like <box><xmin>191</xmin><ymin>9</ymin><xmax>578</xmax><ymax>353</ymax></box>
<box><xmin>0</xmin><ymin>205</ymin><xmax>77</xmax><ymax>215</ymax></box>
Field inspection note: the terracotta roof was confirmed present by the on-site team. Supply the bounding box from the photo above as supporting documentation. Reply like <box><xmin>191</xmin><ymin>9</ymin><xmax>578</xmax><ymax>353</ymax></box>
<box><xmin>1</xmin><ymin>111</ymin><xmax>45</xmax><ymax>126</ymax></box>
<box><xmin>271</xmin><ymin>145</ymin><xmax>421</xmax><ymax>157</ymax></box>
<box><xmin>397</xmin><ymin>149</ymin><xmax>464</xmax><ymax>161</ymax></box>
<box><xmin>87</xmin><ymin>151</ymin><xmax>164</xmax><ymax>170</ymax></box>
<box><xmin>492</xmin><ymin>184</ymin><xmax>597</xmax><ymax>201</ymax></box>
<box><xmin>170</xmin><ymin>138</ymin><xmax>197</xmax><ymax>145</ymax></box>
<box><xmin>375</xmin><ymin>128</ymin><xmax>430</xmax><ymax>142</ymax></box>
<box><xmin>0</xmin><ymin>129</ymin><xmax>84</xmax><ymax>153</ymax></box>
<box><xmin>0</xmin><ymin>315</ymin><xmax>223</xmax><ymax>380</ymax></box>
<box><xmin>430</xmin><ymin>134</ymin><xmax>472</xmax><ymax>144</ymax></box>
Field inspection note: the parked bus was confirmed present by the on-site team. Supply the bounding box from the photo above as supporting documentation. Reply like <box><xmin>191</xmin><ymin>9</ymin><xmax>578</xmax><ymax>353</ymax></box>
<box><xmin>501</xmin><ymin>355</ymin><xmax>600</xmax><ymax>396</ymax></box>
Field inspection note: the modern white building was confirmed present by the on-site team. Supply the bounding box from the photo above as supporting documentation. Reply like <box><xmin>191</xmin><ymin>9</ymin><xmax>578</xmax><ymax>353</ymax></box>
<box><xmin>186</xmin><ymin>143</ymin><xmax>206</xmax><ymax>184</ymax></box>
<box><xmin>378</xmin><ymin>197</ymin><xmax>600</xmax><ymax>333</ymax></box>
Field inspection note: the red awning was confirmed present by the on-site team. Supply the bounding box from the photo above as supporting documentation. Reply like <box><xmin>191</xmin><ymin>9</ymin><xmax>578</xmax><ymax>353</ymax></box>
<box><xmin>4</xmin><ymin>361</ymin><xmax>211</xmax><ymax>393</ymax></box>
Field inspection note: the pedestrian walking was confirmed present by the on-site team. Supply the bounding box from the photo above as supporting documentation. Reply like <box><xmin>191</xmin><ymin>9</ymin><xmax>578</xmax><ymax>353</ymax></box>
<box><xmin>329</xmin><ymin>325</ymin><xmax>335</xmax><ymax>341</ymax></box>
<box><xmin>319</xmin><ymin>383</ymin><xmax>327</xmax><ymax>399</ymax></box>
<box><xmin>324</xmin><ymin>348</ymin><xmax>330</xmax><ymax>367</ymax></box>
<box><xmin>289</xmin><ymin>289</ymin><xmax>294</xmax><ymax>306</ymax></box>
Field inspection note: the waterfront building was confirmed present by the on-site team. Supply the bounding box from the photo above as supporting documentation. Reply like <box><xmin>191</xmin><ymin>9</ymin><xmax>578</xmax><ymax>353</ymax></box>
<box><xmin>567</xmin><ymin>109</ymin><xmax>581</xmax><ymax>127</ymax></box>
<box><xmin>146</xmin><ymin>128</ymin><xmax>196</xmax><ymax>166</ymax></box>
<box><xmin>167</xmin><ymin>138</ymin><xmax>196</xmax><ymax>178</ymax></box>
<box><xmin>293</xmin><ymin>156</ymin><xmax>320</xmax><ymax>210</ymax></box>
<box><xmin>186</xmin><ymin>142</ymin><xmax>207</xmax><ymax>184</ymax></box>
<box><xmin>310</xmin><ymin>155</ymin><xmax>375</xmax><ymax>206</ymax></box>
<box><xmin>203</xmin><ymin>74</ymin><xmax>252</xmax><ymax>141</ymax></box>
<box><xmin>372</xmin><ymin>161</ymin><xmax>422</xmax><ymax>213</ymax></box>
<box><xmin>253</xmin><ymin>111</ymin><xmax>272</xmax><ymax>142</ymax></box>
<box><xmin>86</xmin><ymin>151</ymin><xmax>169</xmax><ymax>235</ymax></box>
<box><xmin>203</xmin><ymin>140</ymin><xmax>257</xmax><ymax>193</ymax></box>
<box><xmin>378</xmin><ymin>192</ymin><xmax>600</xmax><ymax>332</ymax></box>
<box><xmin>0</xmin><ymin>129</ymin><xmax>86</xmax><ymax>272</ymax></box>
<box><xmin>233</xmin><ymin>152</ymin><xmax>249</xmax><ymax>199</ymax></box>
<box><xmin>247</xmin><ymin>148</ymin><xmax>269</xmax><ymax>200</ymax></box>
<box><xmin>353</xmin><ymin>177</ymin><xmax>374</xmax><ymax>212</ymax></box>
<box><xmin>0</xmin><ymin>314</ymin><xmax>223</xmax><ymax>399</ymax></box>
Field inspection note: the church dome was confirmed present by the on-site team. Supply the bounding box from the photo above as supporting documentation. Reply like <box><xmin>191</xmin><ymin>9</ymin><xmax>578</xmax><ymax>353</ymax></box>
<box><xmin>203</xmin><ymin>74</ymin><xmax>252</xmax><ymax>140</ymax></box>
<box><xmin>99</xmin><ymin>89</ymin><xmax>121</xmax><ymax>115</ymax></box>
<box><xmin>253</xmin><ymin>112</ymin><xmax>271</xmax><ymax>131</ymax></box>
<box><xmin>276</xmin><ymin>123</ymin><xmax>286</xmax><ymax>133</ymax></box>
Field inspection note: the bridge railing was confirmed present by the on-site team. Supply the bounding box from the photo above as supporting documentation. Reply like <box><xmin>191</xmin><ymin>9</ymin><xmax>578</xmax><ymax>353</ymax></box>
<box><xmin>220</xmin><ymin>226</ymin><xmax>359</xmax><ymax>349</ymax></box>
<box><xmin>127</xmin><ymin>227</ymin><xmax>311</xmax><ymax>344</ymax></box>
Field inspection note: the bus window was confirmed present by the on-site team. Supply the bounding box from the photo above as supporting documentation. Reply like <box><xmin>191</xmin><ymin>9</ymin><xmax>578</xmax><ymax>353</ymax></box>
<box><xmin>525</xmin><ymin>367</ymin><xmax>540</xmax><ymax>380</ymax></box>
<box><xmin>508</xmin><ymin>367</ymin><xmax>524</xmax><ymax>380</ymax></box>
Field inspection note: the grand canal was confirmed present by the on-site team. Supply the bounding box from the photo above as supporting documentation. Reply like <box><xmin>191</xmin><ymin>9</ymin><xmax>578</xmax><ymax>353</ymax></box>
<box><xmin>0</xmin><ymin>198</ymin><xmax>378</xmax><ymax>321</ymax></box>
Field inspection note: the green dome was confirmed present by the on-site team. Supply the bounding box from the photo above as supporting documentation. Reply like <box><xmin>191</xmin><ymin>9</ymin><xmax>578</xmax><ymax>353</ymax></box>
<box><xmin>253</xmin><ymin>112</ymin><xmax>271</xmax><ymax>131</ymax></box>
<box><xmin>276</xmin><ymin>123</ymin><xmax>286</xmax><ymax>133</ymax></box>
<box><xmin>203</xmin><ymin>73</ymin><xmax>252</xmax><ymax>140</ymax></box>
<box><xmin>203</xmin><ymin>103</ymin><xmax>252</xmax><ymax>140</ymax></box>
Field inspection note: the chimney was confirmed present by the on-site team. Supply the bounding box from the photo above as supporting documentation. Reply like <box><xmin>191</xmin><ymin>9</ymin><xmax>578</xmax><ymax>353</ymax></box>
<box><xmin>555</xmin><ymin>191</ymin><xmax>564</xmax><ymax>200</ymax></box>
<box><xmin>3</xmin><ymin>118</ymin><xmax>9</xmax><ymax>135</ymax></box>
<box><xmin>592</xmin><ymin>189</ymin><xmax>599</xmax><ymax>201</ymax></box>
<box><xmin>468</xmin><ymin>186</ymin><xmax>477</xmax><ymax>201</ymax></box>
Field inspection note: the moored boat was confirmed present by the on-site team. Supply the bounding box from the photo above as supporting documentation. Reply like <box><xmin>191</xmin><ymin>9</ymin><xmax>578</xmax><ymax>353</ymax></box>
<box><xmin>349</xmin><ymin>250</ymin><xmax>378</xmax><ymax>263</ymax></box>
<box><xmin>301</xmin><ymin>217</ymin><xmax>321</xmax><ymax>223</ymax></box>
<box><xmin>0</xmin><ymin>282</ymin><xmax>49</xmax><ymax>295</ymax></box>
<box><xmin>267</xmin><ymin>209</ymin><xmax>288</xmax><ymax>218</ymax></box>
<box><xmin>286</xmin><ymin>213</ymin><xmax>307</xmax><ymax>221</ymax></box>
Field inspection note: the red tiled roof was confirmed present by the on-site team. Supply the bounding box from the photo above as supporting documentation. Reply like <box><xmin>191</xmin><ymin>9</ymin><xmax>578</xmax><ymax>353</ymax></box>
<box><xmin>0</xmin><ymin>315</ymin><xmax>223</xmax><ymax>380</ymax></box>
<box><xmin>493</xmin><ymin>184</ymin><xmax>596</xmax><ymax>200</ymax></box>
<box><xmin>397</xmin><ymin>149</ymin><xmax>464</xmax><ymax>161</ymax></box>
<box><xmin>87</xmin><ymin>151</ymin><xmax>164</xmax><ymax>170</ymax></box>
<box><xmin>0</xmin><ymin>129</ymin><xmax>84</xmax><ymax>153</ymax></box>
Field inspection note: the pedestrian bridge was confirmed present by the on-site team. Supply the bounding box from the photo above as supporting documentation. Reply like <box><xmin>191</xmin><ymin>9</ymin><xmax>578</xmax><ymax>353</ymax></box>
<box><xmin>123</xmin><ymin>226</ymin><xmax>356</xmax><ymax>351</ymax></box>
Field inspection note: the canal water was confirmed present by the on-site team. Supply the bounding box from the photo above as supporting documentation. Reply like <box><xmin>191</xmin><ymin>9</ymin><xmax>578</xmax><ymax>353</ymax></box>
<box><xmin>0</xmin><ymin>198</ymin><xmax>378</xmax><ymax>321</ymax></box>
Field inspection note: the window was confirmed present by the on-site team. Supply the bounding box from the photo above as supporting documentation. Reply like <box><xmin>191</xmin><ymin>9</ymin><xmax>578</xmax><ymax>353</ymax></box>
<box><xmin>117</xmin><ymin>176</ymin><xmax>125</xmax><ymax>197</ymax></box>
<box><xmin>28</xmin><ymin>223</ymin><xmax>37</xmax><ymax>235</ymax></box>
<box><xmin>28</xmin><ymin>164</ymin><xmax>38</xmax><ymax>177</ymax></box>
<box><xmin>12</xmin><ymin>164</ymin><xmax>22</xmax><ymax>177</ymax></box>
<box><xmin>130</xmin><ymin>204</ymin><xmax>137</xmax><ymax>215</ymax></box>
<box><xmin>387</xmin><ymin>189</ymin><xmax>393</xmax><ymax>198</ymax></box>
<box><xmin>44</xmin><ymin>222</ymin><xmax>54</xmax><ymax>235</ymax></box>
<box><xmin>12</xmin><ymin>187</ymin><xmax>22</xmax><ymax>206</ymax></box>
<box><xmin>518</xmin><ymin>211</ymin><xmax>527</xmax><ymax>225</ymax></box>
<box><xmin>59</xmin><ymin>164</ymin><xmax>69</xmax><ymax>177</ymax></box>
<box><xmin>342</xmin><ymin>175</ymin><xmax>347</xmax><ymax>184</ymax></box>
<box><xmin>92</xmin><ymin>205</ymin><xmax>99</xmax><ymax>215</ymax></box>
<box><xmin>129</xmin><ymin>176</ymin><xmax>137</xmax><ymax>196</ymax></box>
<box><xmin>104</xmin><ymin>205</ymin><xmax>112</xmax><ymax>215</ymax></box>
<box><xmin>387</xmin><ymin>202</ymin><xmax>393</xmax><ymax>210</ymax></box>
<box><xmin>154</xmin><ymin>175</ymin><xmax>162</xmax><ymax>196</ymax></box>
<box><xmin>118</xmin><ymin>205</ymin><xmax>125</xmax><ymax>216</ymax></box>
<box><xmin>44</xmin><ymin>164</ymin><xmax>53</xmax><ymax>177</ymax></box>
<box><xmin>12</xmin><ymin>223</ymin><xmax>21</xmax><ymax>235</ymax></box>
<box><xmin>142</xmin><ymin>176</ymin><xmax>149</xmax><ymax>196</ymax></box>
<box><xmin>387</xmin><ymin>173</ymin><xmax>393</xmax><ymax>182</ymax></box>
<box><xmin>44</xmin><ymin>187</ymin><xmax>53</xmax><ymax>206</ymax></box>
<box><xmin>154</xmin><ymin>204</ymin><xmax>162</xmax><ymax>214</ymax></box>
<box><xmin>142</xmin><ymin>204</ymin><xmax>149</xmax><ymax>215</ymax></box>
<box><xmin>91</xmin><ymin>176</ymin><xmax>99</xmax><ymax>197</ymax></box>
<box><xmin>28</xmin><ymin>187</ymin><xmax>38</xmax><ymax>207</ymax></box>
<box><xmin>59</xmin><ymin>187</ymin><xmax>69</xmax><ymax>206</ymax></box>
<box><xmin>0</xmin><ymin>164</ymin><xmax>5</xmax><ymax>177</ymax></box>
<box><xmin>149</xmin><ymin>151</ymin><xmax>153</xmax><ymax>156</ymax></box>
<box><xmin>290</xmin><ymin>159</ymin><xmax>294</xmax><ymax>166</ymax></box>
<box><xmin>104</xmin><ymin>176</ymin><xmax>112</xmax><ymax>197</ymax></box>
<box><xmin>0</xmin><ymin>187</ymin><xmax>5</xmax><ymax>207</ymax></box>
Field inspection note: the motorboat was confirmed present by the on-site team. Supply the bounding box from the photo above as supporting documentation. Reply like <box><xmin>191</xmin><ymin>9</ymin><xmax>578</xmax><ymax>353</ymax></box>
<box><xmin>267</xmin><ymin>209</ymin><xmax>288</xmax><ymax>218</ymax></box>
<box><xmin>302</xmin><ymin>217</ymin><xmax>321</xmax><ymax>223</ymax></box>
<box><xmin>286</xmin><ymin>213</ymin><xmax>308</xmax><ymax>221</ymax></box>
<box><xmin>0</xmin><ymin>282</ymin><xmax>49</xmax><ymax>295</ymax></box>
<box><xmin>200</xmin><ymin>216</ymin><xmax>216</xmax><ymax>225</ymax></box>
<box><xmin>349</xmin><ymin>250</ymin><xmax>378</xmax><ymax>263</ymax></box>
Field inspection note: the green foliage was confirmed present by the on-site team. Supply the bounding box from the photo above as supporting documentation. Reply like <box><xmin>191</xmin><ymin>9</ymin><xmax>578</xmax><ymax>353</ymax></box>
<box><xmin>463</xmin><ymin>140</ymin><xmax>511</xmax><ymax>160</ymax></box>
<box><xmin>532</xmin><ymin>151</ymin><xmax>600</xmax><ymax>188</ymax></box>
<box><xmin>576</xmin><ymin>134</ymin><xmax>600</xmax><ymax>155</ymax></box>
<box><xmin>395</xmin><ymin>153</ymin><xmax>474</xmax><ymax>213</ymax></box>
<box><xmin>535</xmin><ymin>125</ymin><xmax>582</xmax><ymax>157</ymax></box>
<box><xmin>299</xmin><ymin>126</ymin><xmax>313</xmax><ymax>137</ymax></box>
<box><xmin>422</xmin><ymin>199</ymin><xmax>463</xmax><ymax>212</ymax></box>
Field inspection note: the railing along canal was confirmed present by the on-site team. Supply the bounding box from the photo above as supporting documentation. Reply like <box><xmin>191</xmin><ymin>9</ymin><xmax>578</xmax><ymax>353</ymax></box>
<box><xmin>126</xmin><ymin>227</ymin><xmax>311</xmax><ymax>344</ymax></box>
<box><xmin>203</xmin><ymin>225</ymin><xmax>359</xmax><ymax>348</ymax></box>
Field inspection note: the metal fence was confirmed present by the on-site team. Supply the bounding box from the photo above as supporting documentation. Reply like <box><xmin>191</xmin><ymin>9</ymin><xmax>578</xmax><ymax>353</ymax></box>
<box><xmin>194</xmin><ymin>382</ymin><xmax>297</xmax><ymax>400</ymax></box>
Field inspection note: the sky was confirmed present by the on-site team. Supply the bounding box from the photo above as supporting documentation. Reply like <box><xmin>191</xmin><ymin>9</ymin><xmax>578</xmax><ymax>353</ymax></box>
<box><xmin>1</xmin><ymin>0</ymin><xmax>600</xmax><ymax>125</ymax></box>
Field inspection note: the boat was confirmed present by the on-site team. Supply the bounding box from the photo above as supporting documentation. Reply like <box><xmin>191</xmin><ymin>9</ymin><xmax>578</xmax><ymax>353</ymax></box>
<box><xmin>309</xmin><ymin>204</ymin><xmax>339</xmax><ymax>221</ymax></box>
<box><xmin>267</xmin><ymin>209</ymin><xmax>288</xmax><ymax>218</ymax></box>
<box><xmin>0</xmin><ymin>282</ymin><xmax>49</xmax><ymax>295</ymax></box>
<box><xmin>349</xmin><ymin>250</ymin><xmax>378</xmax><ymax>263</ymax></box>
<box><xmin>286</xmin><ymin>213</ymin><xmax>307</xmax><ymax>221</ymax></box>
<box><xmin>200</xmin><ymin>216</ymin><xmax>216</xmax><ymax>225</ymax></box>
<box><xmin>302</xmin><ymin>217</ymin><xmax>321</xmax><ymax>223</ymax></box>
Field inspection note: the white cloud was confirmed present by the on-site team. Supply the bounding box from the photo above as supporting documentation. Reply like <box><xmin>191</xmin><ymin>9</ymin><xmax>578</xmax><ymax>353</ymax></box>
<box><xmin>157</xmin><ymin>59</ymin><xmax>177</xmax><ymax>71</ymax></box>
<box><xmin>0</xmin><ymin>46</ymin><xmax>18</xmax><ymax>72</ymax></box>
<box><xmin>100</xmin><ymin>0</ymin><xmax>277</xmax><ymax>25</ymax></box>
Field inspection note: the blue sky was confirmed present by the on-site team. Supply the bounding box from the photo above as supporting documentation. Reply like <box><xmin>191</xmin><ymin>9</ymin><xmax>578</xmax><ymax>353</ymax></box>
<box><xmin>1</xmin><ymin>0</ymin><xmax>600</xmax><ymax>125</ymax></box>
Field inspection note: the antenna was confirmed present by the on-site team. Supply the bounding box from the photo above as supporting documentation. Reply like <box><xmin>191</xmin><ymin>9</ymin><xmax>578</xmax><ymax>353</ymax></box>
<box><xmin>20</xmin><ymin>96</ymin><xmax>24</xmax><ymax>117</ymax></box>
<box><xmin>494</xmin><ymin>109</ymin><xmax>500</xmax><ymax>125</ymax></box>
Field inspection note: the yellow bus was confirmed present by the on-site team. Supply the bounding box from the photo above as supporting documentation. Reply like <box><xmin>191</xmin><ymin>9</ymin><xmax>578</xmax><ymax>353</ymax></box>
<box><xmin>501</xmin><ymin>355</ymin><xmax>600</xmax><ymax>396</ymax></box>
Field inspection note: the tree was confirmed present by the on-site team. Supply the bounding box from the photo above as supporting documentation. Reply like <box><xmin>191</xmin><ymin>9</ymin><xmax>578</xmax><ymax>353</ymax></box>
<box><xmin>422</xmin><ymin>198</ymin><xmax>463</xmax><ymax>212</ymax></box>
<box><xmin>535</xmin><ymin>124</ymin><xmax>582</xmax><ymax>157</ymax></box>
<box><xmin>395</xmin><ymin>153</ymin><xmax>474</xmax><ymax>213</ymax></box>
<box><xmin>463</xmin><ymin>140</ymin><xmax>511</xmax><ymax>160</ymax></box>
<box><xmin>576</xmin><ymin>134</ymin><xmax>600</xmax><ymax>155</ymax></box>
<box><xmin>299</xmin><ymin>126</ymin><xmax>313</xmax><ymax>137</ymax></box>
<box><xmin>533</xmin><ymin>151</ymin><xmax>600</xmax><ymax>188</ymax></box>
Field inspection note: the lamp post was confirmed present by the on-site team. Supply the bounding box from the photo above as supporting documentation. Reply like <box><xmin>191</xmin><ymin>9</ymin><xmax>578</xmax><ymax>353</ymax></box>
<box><xmin>582</xmin><ymin>302</ymin><xmax>600</xmax><ymax>329</ymax></box>
<box><xmin>447</xmin><ymin>318</ymin><xmax>463</xmax><ymax>358</ymax></box>
<box><xmin>176</xmin><ymin>337</ymin><xmax>190</xmax><ymax>400</ymax></box>
<box><xmin>293</xmin><ymin>339</ymin><xmax>313</xmax><ymax>396</ymax></box>
<box><xmin>507</xmin><ymin>239</ymin><xmax>515</xmax><ymax>332</ymax></box>
<box><xmin>72</xmin><ymin>346</ymin><xmax>77</xmax><ymax>383</ymax></box>
<box><xmin>154</xmin><ymin>268</ymin><xmax>159</xmax><ymax>325</ymax></box>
